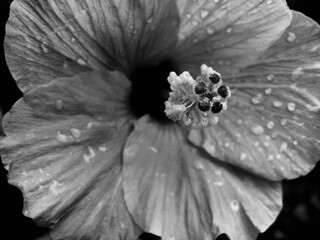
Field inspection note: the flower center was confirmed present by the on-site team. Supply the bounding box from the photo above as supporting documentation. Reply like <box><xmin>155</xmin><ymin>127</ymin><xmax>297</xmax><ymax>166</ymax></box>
<box><xmin>165</xmin><ymin>64</ymin><xmax>231</xmax><ymax>129</ymax></box>
<box><xmin>129</xmin><ymin>60</ymin><xmax>177</xmax><ymax>123</ymax></box>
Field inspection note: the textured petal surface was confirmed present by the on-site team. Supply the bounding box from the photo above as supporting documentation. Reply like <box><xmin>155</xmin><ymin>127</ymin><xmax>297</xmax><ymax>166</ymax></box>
<box><xmin>0</xmin><ymin>71</ymin><xmax>141</xmax><ymax>239</ymax></box>
<box><xmin>174</xmin><ymin>0</ymin><xmax>292</xmax><ymax>76</ymax></box>
<box><xmin>189</xmin><ymin>12</ymin><xmax>320</xmax><ymax>181</ymax></box>
<box><xmin>123</xmin><ymin>116</ymin><xmax>282</xmax><ymax>240</ymax></box>
<box><xmin>5</xmin><ymin>0</ymin><xmax>179</xmax><ymax>92</ymax></box>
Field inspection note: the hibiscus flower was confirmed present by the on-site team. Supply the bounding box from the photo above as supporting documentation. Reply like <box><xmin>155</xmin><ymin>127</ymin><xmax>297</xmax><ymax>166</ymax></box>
<box><xmin>1</xmin><ymin>0</ymin><xmax>320</xmax><ymax>239</ymax></box>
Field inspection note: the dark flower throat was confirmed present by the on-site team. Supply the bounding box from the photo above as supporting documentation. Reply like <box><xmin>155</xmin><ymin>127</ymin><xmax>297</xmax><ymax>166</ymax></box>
<box><xmin>129</xmin><ymin>60</ymin><xmax>177</xmax><ymax>123</ymax></box>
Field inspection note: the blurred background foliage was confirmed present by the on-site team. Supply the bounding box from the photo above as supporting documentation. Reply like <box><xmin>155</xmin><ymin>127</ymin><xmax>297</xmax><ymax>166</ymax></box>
<box><xmin>1</xmin><ymin>0</ymin><xmax>319</xmax><ymax>239</ymax></box>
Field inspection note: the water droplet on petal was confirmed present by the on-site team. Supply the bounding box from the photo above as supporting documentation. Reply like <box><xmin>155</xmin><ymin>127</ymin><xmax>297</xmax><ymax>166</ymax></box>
<box><xmin>293</xmin><ymin>140</ymin><xmax>298</xmax><ymax>145</ymax></box>
<box><xmin>250</xmin><ymin>124</ymin><xmax>264</xmax><ymax>135</ymax></box>
<box><xmin>281</xmin><ymin>119</ymin><xmax>287</xmax><ymax>126</ymax></box>
<box><xmin>57</xmin><ymin>131</ymin><xmax>70</xmax><ymax>143</ymax></box>
<box><xmin>287</xmin><ymin>102</ymin><xmax>296</xmax><ymax>112</ymax></box>
<box><xmin>195</xmin><ymin>161</ymin><xmax>204</xmax><ymax>170</ymax></box>
<box><xmin>124</xmin><ymin>145</ymin><xmax>138</xmax><ymax>157</ymax></box>
<box><xmin>99</xmin><ymin>146</ymin><xmax>107</xmax><ymax>152</ymax></box>
<box><xmin>230</xmin><ymin>200</ymin><xmax>240</xmax><ymax>211</ymax></box>
<box><xmin>240</xmin><ymin>152</ymin><xmax>247</xmax><ymax>161</ymax></box>
<box><xmin>251</xmin><ymin>93</ymin><xmax>263</xmax><ymax>104</ymax></box>
<box><xmin>237</xmin><ymin>119</ymin><xmax>243</xmax><ymax>125</ymax></box>
<box><xmin>200</xmin><ymin>9</ymin><xmax>209</xmax><ymax>19</ymax></box>
<box><xmin>55</xmin><ymin>100</ymin><xmax>63</xmax><ymax>110</ymax></box>
<box><xmin>266</xmin><ymin>121</ymin><xmax>275</xmax><ymax>129</ymax></box>
<box><xmin>77</xmin><ymin>58</ymin><xmax>86</xmax><ymax>65</ymax></box>
<box><xmin>147</xmin><ymin>16</ymin><xmax>154</xmax><ymax>24</ymax></box>
<box><xmin>265</xmin><ymin>88</ymin><xmax>272</xmax><ymax>95</ymax></box>
<box><xmin>280</xmin><ymin>142</ymin><xmax>288</xmax><ymax>152</ymax></box>
<box><xmin>186</xmin><ymin>14</ymin><xmax>192</xmax><ymax>18</ymax></box>
<box><xmin>272</xmin><ymin>100</ymin><xmax>283</xmax><ymax>108</ymax></box>
<box><xmin>192</xmin><ymin>20</ymin><xmax>198</xmax><ymax>26</ymax></box>
<box><xmin>213</xmin><ymin>0</ymin><xmax>220</xmax><ymax>3</ymax></box>
<box><xmin>226</xmin><ymin>27</ymin><xmax>232</xmax><ymax>33</ymax></box>
<box><xmin>206</xmin><ymin>27</ymin><xmax>215</xmax><ymax>35</ymax></box>
<box><xmin>83</xmin><ymin>146</ymin><xmax>95</xmax><ymax>163</ymax></box>
<box><xmin>214</xmin><ymin>181</ymin><xmax>224</xmax><ymax>186</ymax></box>
<box><xmin>71</xmin><ymin>37</ymin><xmax>76</xmax><ymax>42</ymax></box>
<box><xmin>266</xmin><ymin>0</ymin><xmax>272</xmax><ymax>4</ymax></box>
<box><xmin>41</xmin><ymin>42</ymin><xmax>49</xmax><ymax>53</ymax></box>
<box><xmin>266</xmin><ymin>74</ymin><xmax>275</xmax><ymax>81</ymax></box>
<box><xmin>287</xmin><ymin>32</ymin><xmax>296</xmax><ymax>42</ymax></box>
<box><xmin>70</xmin><ymin>128</ymin><xmax>81</xmax><ymax>139</ymax></box>
<box><xmin>149</xmin><ymin>146</ymin><xmax>158</xmax><ymax>153</ymax></box>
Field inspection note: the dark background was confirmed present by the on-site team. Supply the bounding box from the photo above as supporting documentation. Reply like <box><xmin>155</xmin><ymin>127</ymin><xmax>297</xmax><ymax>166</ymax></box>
<box><xmin>1</xmin><ymin>0</ymin><xmax>319</xmax><ymax>239</ymax></box>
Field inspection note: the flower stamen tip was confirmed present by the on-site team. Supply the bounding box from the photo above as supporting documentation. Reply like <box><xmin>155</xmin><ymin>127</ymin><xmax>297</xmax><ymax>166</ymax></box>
<box><xmin>164</xmin><ymin>64</ymin><xmax>231</xmax><ymax>129</ymax></box>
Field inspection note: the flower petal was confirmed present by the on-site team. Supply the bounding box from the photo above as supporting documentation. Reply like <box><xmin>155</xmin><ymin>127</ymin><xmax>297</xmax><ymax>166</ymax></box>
<box><xmin>0</xmin><ymin>71</ymin><xmax>141</xmax><ymax>239</ymax></box>
<box><xmin>122</xmin><ymin>116</ymin><xmax>282</xmax><ymax>240</ymax></box>
<box><xmin>189</xmin><ymin>11</ymin><xmax>320</xmax><ymax>181</ymax></box>
<box><xmin>5</xmin><ymin>0</ymin><xmax>179</xmax><ymax>92</ymax></box>
<box><xmin>173</xmin><ymin>0</ymin><xmax>292</xmax><ymax>76</ymax></box>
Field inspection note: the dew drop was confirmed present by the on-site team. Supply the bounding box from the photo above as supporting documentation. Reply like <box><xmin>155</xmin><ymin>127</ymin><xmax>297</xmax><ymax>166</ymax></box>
<box><xmin>287</xmin><ymin>102</ymin><xmax>296</xmax><ymax>112</ymax></box>
<box><xmin>266</xmin><ymin>0</ymin><xmax>272</xmax><ymax>4</ymax></box>
<box><xmin>206</xmin><ymin>27</ymin><xmax>215</xmax><ymax>35</ymax></box>
<box><xmin>214</xmin><ymin>181</ymin><xmax>224</xmax><ymax>186</ymax></box>
<box><xmin>265</xmin><ymin>88</ymin><xmax>272</xmax><ymax>95</ymax></box>
<box><xmin>287</xmin><ymin>32</ymin><xmax>296</xmax><ymax>42</ymax></box>
<box><xmin>54</xmin><ymin>100</ymin><xmax>63</xmax><ymax>110</ymax></box>
<box><xmin>213</xmin><ymin>0</ymin><xmax>220</xmax><ymax>3</ymax></box>
<box><xmin>57</xmin><ymin>131</ymin><xmax>70</xmax><ymax>143</ymax></box>
<box><xmin>83</xmin><ymin>146</ymin><xmax>95</xmax><ymax>163</ymax></box>
<box><xmin>195</xmin><ymin>161</ymin><xmax>204</xmax><ymax>170</ymax></box>
<box><xmin>71</xmin><ymin>37</ymin><xmax>76</xmax><ymax>42</ymax></box>
<box><xmin>147</xmin><ymin>16</ymin><xmax>154</xmax><ymax>24</ymax></box>
<box><xmin>77</xmin><ymin>57</ymin><xmax>86</xmax><ymax>65</ymax></box>
<box><xmin>70</xmin><ymin>128</ymin><xmax>81</xmax><ymax>139</ymax></box>
<box><xmin>178</xmin><ymin>33</ymin><xmax>186</xmax><ymax>41</ymax></box>
<box><xmin>251</xmin><ymin>93</ymin><xmax>263</xmax><ymax>104</ymax></box>
<box><xmin>226</xmin><ymin>27</ymin><xmax>232</xmax><ymax>33</ymax></box>
<box><xmin>240</xmin><ymin>152</ymin><xmax>247</xmax><ymax>161</ymax></box>
<box><xmin>186</xmin><ymin>14</ymin><xmax>192</xmax><ymax>18</ymax></box>
<box><xmin>272</xmin><ymin>100</ymin><xmax>283</xmax><ymax>108</ymax></box>
<box><xmin>124</xmin><ymin>145</ymin><xmax>138</xmax><ymax>157</ymax></box>
<box><xmin>99</xmin><ymin>146</ymin><xmax>107</xmax><ymax>152</ymax></box>
<box><xmin>120</xmin><ymin>222</ymin><xmax>127</xmax><ymax>229</ymax></box>
<box><xmin>266</xmin><ymin>74</ymin><xmax>275</xmax><ymax>81</ymax></box>
<box><xmin>200</xmin><ymin>9</ymin><xmax>209</xmax><ymax>19</ymax></box>
<box><xmin>281</xmin><ymin>119</ymin><xmax>287</xmax><ymax>126</ymax></box>
<box><xmin>41</xmin><ymin>42</ymin><xmax>49</xmax><ymax>53</ymax></box>
<box><xmin>230</xmin><ymin>200</ymin><xmax>240</xmax><ymax>211</ymax></box>
<box><xmin>280</xmin><ymin>142</ymin><xmax>288</xmax><ymax>152</ymax></box>
<box><xmin>149</xmin><ymin>146</ymin><xmax>158</xmax><ymax>153</ymax></box>
<box><xmin>293</xmin><ymin>140</ymin><xmax>298</xmax><ymax>145</ymax></box>
<box><xmin>250</xmin><ymin>124</ymin><xmax>264</xmax><ymax>135</ymax></box>
<box><xmin>266</xmin><ymin>121</ymin><xmax>275</xmax><ymax>129</ymax></box>
<box><xmin>192</xmin><ymin>20</ymin><xmax>198</xmax><ymax>26</ymax></box>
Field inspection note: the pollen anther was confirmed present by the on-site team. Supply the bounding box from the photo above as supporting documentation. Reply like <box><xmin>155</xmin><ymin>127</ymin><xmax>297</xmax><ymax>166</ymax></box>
<box><xmin>164</xmin><ymin>64</ymin><xmax>231</xmax><ymax>129</ymax></box>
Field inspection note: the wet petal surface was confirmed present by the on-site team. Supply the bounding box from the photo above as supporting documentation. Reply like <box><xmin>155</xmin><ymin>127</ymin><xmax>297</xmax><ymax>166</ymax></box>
<box><xmin>5</xmin><ymin>0</ymin><xmax>179</xmax><ymax>92</ymax></box>
<box><xmin>0</xmin><ymin>71</ymin><xmax>140</xmax><ymax>239</ymax></box>
<box><xmin>174</xmin><ymin>0</ymin><xmax>291</xmax><ymax>77</ymax></box>
<box><xmin>123</xmin><ymin>116</ymin><xmax>282</xmax><ymax>240</ymax></box>
<box><xmin>189</xmin><ymin>12</ymin><xmax>320</xmax><ymax>181</ymax></box>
